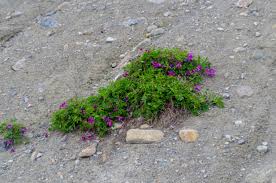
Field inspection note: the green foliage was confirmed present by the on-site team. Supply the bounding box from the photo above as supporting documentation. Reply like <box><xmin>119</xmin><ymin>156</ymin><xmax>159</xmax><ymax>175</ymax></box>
<box><xmin>0</xmin><ymin>119</ymin><xmax>28</xmax><ymax>150</ymax></box>
<box><xmin>50</xmin><ymin>48</ymin><xmax>223</xmax><ymax>136</ymax></box>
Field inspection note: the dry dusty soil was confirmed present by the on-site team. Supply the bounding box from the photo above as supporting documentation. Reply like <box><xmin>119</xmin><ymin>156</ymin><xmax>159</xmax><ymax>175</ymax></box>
<box><xmin>0</xmin><ymin>0</ymin><xmax>275</xmax><ymax>182</ymax></box>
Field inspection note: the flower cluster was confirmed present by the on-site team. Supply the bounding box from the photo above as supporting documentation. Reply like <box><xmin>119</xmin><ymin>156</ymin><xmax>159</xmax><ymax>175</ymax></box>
<box><xmin>51</xmin><ymin>48</ymin><xmax>223</xmax><ymax>137</ymax></box>
<box><xmin>0</xmin><ymin>120</ymin><xmax>28</xmax><ymax>152</ymax></box>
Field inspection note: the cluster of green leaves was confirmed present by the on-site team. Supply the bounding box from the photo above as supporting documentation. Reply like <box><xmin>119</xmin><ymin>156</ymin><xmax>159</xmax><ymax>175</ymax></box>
<box><xmin>0</xmin><ymin>119</ymin><xmax>28</xmax><ymax>150</ymax></box>
<box><xmin>50</xmin><ymin>48</ymin><xmax>223</xmax><ymax>136</ymax></box>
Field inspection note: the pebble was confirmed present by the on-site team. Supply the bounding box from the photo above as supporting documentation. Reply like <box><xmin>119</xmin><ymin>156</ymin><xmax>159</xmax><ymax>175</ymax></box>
<box><xmin>12</xmin><ymin>58</ymin><xmax>26</xmax><ymax>71</ymax></box>
<box><xmin>163</xmin><ymin>11</ymin><xmax>172</xmax><ymax>17</ymax></box>
<box><xmin>140</xmin><ymin>124</ymin><xmax>150</xmax><ymax>129</ymax></box>
<box><xmin>253</xmin><ymin>50</ymin><xmax>264</xmax><ymax>60</ymax></box>
<box><xmin>217</xmin><ymin>27</ymin><xmax>224</xmax><ymax>31</ymax></box>
<box><xmin>37</xmin><ymin>16</ymin><xmax>58</xmax><ymax>28</ymax></box>
<box><xmin>106</xmin><ymin>37</ymin><xmax>116</xmax><ymax>43</ymax></box>
<box><xmin>126</xmin><ymin>129</ymin><xmax>164</xmax><ymax>143</ymax></box>
<box><xmin>240</xmin><ymin>73</ymin><xmax>246</xmax><ymax>79</ymax></box>
<box><xmin>234</xmin><ymin>120</ymin><xmax>243</xmax><ymax>126</ymax></box>
<box><xmin>262</xmin><ymin>142</ymin><xmax>268</xmax><ymax>146</ymax></box>
<box><xmin>111</xmin><ymin>63</ymin><xmax>117</xmax><ymax>68</ymax></box>
<box><xmin>236</xmin><ymin>85</ymin><xmax>254</xmax><ymax>98</ymax></box>
<box><xmin>256</xmin><ymin>145</ymin><xmax>268</xmax><ymax>153</ymax></box>
<box><xmin>237</xmin><ymin>139</ymin><xmax>246</xmax><ymax>145</ymax></box>
<box><xmin>79</xmin><ymin>144</ymin><xmax>97</xmax><ymax>158</ymax></box>
<box><xmin>147</xmin><ymin>0</ymin><xmax>166</xmax><ymax>4</ymax></box>
<box><xmin>179</xmin><ymin>129</ymin><xmax>199</xmax><ymax>143</ymax></box>
<box><xmin>122</xmin><ymin>18</ymin><xmax>145</xmax><ymax>27</ymax></box>
<box><xmin>255</xmin><ymin>32</ymin><xmax>261</xmax><ymax>37</ymax></box>
<box><xmin>147</xmin><ymin>28</ymin><xmax>165</xmax><ymax>37</ymax></box>
<box><xmin>236</xmin><ymin>0</ymin><xmax>253</xmax><ymax>8</ymax></box>
<box><xmin>5</xmin><ymin>11</ymin><xmax>23</xmax><ymax>20</ymax></box>
<box><xmin>233</xmin><ymin>47</ymin><xmax>246</xmax><ymax>53</ymax></box>
<box><xmin>223</xmin><ymin>93</ymin><xmax>230</xmax><ymax>99</ymax></box>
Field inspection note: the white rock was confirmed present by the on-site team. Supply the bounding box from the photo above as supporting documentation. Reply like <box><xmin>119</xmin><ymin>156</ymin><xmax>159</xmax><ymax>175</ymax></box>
<box><xmin>148</xmin><ymin>0</ymin><xmax>166</xmax><ymax>4</ymax></box>
<box><xmin>12</xmin><ymin>58</ymin><xmax>26</xmax><ymax>71</ymax></box>
<box><xmin>126</xmin><ymin>129</ymin><xmax>164</xmax><ymax>143</ymax></box>
<box><xmin>217</xmin><ymin>27</ymin><xmax>224</xmax><ymax>31</ymax></box>
<box><xmin>79</xmin><ymin>144</ymin><xmax>97</xmax><ymax>158</ymax></box>
<box><xmin>106</xmin><ymin>37</ymin><xmax>116</xmax><ymax>43</ymax></box>
<box><xmin>257</xmin><ymin>145</ymin><xmax>268</xmax><ymax>153</ymax></box>
<box><xmin>255</xmin><ymin>32</ymin><xmax>261</xmax><ymax>37</ymax></box>
<box><xmin>236</xmin><ymin>0</ymin><xmax>253</xmax><ymax>8</ymax></box>
<box><xmin>163</xmin><ymin>11</ymin><xmax>172</xmax><ymax>17</ymax></box>
<box><xmin>234</xmin><ymin>120</ymin><xmax>243</xmax><ymax>126</ymax></box>
<box><xmin>148</xmin><ymin>28</ymin><xmax>165</xmax><ymax>37</ymax></box>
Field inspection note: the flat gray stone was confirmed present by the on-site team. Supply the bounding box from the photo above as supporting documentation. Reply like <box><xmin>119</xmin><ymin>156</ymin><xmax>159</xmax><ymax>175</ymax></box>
<box><xmin>236</xmin><ymin>85</ymin><xmax>254</xmax><ymax>98</ymax></box>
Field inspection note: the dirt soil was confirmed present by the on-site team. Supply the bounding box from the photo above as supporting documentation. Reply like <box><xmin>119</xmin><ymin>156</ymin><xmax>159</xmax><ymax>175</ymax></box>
<box><xmin>0</xmin><ymin>0</ymin><xmax>275</xmax><ymax>182</ymax></box>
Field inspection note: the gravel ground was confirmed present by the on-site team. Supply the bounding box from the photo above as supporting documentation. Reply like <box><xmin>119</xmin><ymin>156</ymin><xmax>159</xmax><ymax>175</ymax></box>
<box><xmin>0</xmin><ymin>0</ymin><xmax>275</xmax><ymax>182</ymax></box>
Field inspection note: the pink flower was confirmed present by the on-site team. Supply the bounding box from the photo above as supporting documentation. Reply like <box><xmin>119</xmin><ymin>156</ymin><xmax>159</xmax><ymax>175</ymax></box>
<box><xmin>205</xmin><ymin>68</ymin><xmax>216</xmax><ymax>77</ymax></box>
<box><xmin>167</xmin><ymin>70</ymin><xmax>176</xmax><ymax>76</ymax></box>
<box><xmin>59</xmin><ymin>101</ymin><xmax>67</xmax><ymax>109</ymax></box>
<box><xmin>194</xmin><ymin>84</ymin><xmax>202</xmax><ymax>92</ymax></box>
<box><xmin>187</xmin><ymin>52</ymin><xmax>193</xmax><ymax>61</ymax></box>
<box><xmin>151</xmin><ymin>61</ymin><xmax>162</xmax><ymax>69</ymax></box>
<box><xmin>87</xmin><ymin>117</ymin><xmax>95</xmax><ymax>124</ymax></box>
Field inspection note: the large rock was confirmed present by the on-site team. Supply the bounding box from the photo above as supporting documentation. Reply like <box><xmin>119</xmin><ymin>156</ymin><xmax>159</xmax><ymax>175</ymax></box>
<box><xmin>126</xmin><ymin>129</ymin><xmax>164</xmax><ymax>143</ymax></box>
<box><xmin>79</xmin><ymin>144</ymin><xmax>97</xmax><ymax>158</ymax></box>
<box><xmin>179</xmin><ymin>129</ymin><xmax>199</xmax><ymax>142</ymax></box>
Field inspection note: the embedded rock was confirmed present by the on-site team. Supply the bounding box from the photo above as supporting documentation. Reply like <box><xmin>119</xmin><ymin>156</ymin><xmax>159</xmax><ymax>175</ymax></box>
<box><xmin>79</xmin><ymin>144</ymin><xmax>97</xmax><ymax>158</ymax></box>
<box><xmin>179</xmin><ymin>129</ymin><xmax>199</xmax><ymax>142</ymax></box>
<box><xmin>126</xmin><ymin>129</ymin><xmax>164</xmax><ymax>143</ymax></box>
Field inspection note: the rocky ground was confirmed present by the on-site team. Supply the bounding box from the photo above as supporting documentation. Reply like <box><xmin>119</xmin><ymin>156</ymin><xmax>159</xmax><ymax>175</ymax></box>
<box><xmin>0</xmin><ymin>0</ymin><xmax>275</xmax><ymax>182</ymax></box>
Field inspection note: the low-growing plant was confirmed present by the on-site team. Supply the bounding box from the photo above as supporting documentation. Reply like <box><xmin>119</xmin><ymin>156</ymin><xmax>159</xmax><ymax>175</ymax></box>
<box><xmin>0</xmin><ymin>119</ymin><xmax>28</xmax><ymax>152</ymax></box>
<box><xmin>50</xmin><ymin>48</ymin><xmax>223</xmax><ymax>136</ymax></box>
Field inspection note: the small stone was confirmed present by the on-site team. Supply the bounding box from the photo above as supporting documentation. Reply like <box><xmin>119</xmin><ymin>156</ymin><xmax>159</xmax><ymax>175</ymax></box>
<box><xmin>225</xmin><ymin>135</ymin><xmax>233</xmax><ymax>142</ymax></box>
<box><xmin>57</xmin><ymin>2</ymin><xmax>70</xmax><ymax>11</ymax></box>
<box><xmin>140</xmin><ymin>124</ymin><xmax>150</xmax><ymax>129</ymax></box>
<box><xmin>79</xmin><ymin>144</ymin><xmax>97</xmax><ymax>158</ymax></box>
<box><xmin>148</xmin><ymin>0</ymin><xmax>166</xmax><ymax>4</ymax></box>
<box><xmin>240</xmin><ymin>73</ymin><xmax>246</xmax><ymax>79</ymax></box>
<box><xmin>217</xmin><ymin>27</ymin><xmax>224</xmax><ymax>31</ymax></box>
<box><xmin>38</xmin><ymin>96</ymin><xmax>44</xmax><ymax>101</ymax></box>
<box><xmin>12</xmin><ymin>58</ymin><xmax>26</xmax><ymax>71</ymax></box>
<box><xmin>106</xmin><ymin>37</ymin><xmax>116</xmax><ymax>43</ymax></box>
<box><xmin>223</xmin><ymin>93</ymin><xmax>230</xmax><ymax>99</ymax></box>
<box><xmin>163</xmin><ymin>11</ymin><xmax>172</xmax><ymax>17</ymax></box>
<box><xmin>262</xmin><ymin>142</ymin><xmax>268</xmax><ymax>146</ymax></box>
<box><xmin>112</xmin><ymin>122</ymin><xmax>123</xmax><ymax>129</ymax></box>
<box><xmin>236</xmin><ymin>85</ymin><xmax>254</xmax><ymax>98</ymax></box>
<box><xmin>126</xmin><ymin>129</ymin><xmax>164</xmax><ymax>143</ymax></box>
<box><xmin>240</xmin><ymin>12</ymin><xmax>248</xmax><ymax>16</ymax></box>
<box><xmin>122</xmin><ymin>18</ymin><xmax>145</xmax><ymax>27</ymax></box>
<box><xmin>238</xmin><ymin>139</ymin><xmax>246</xmax><ymax>145</ymax></box>
<box><xmin>146</xmin><ymin>25</ymin><xmax>158</xmax><ymax>33</ymax></box>
<box><xmin>233</xmin><ymin>47</ymin><xmax>246</xmax><ymax>53</ymax></box>
<box><xmin>253</xmin><ymin>50</ymin><xmax>264</xmax><ymax>60</ymax></box>
<box><xmin>147</xmin><ymin>28</ymin><xmax>165</xmax><ymax>37</ymax></box>
<box><xmin>236</xmin><ymin>0</ymin><xmax>253</xmax><ymax>8</ymax></box>
<box><xmin>36</xmin><ymin>153</ymin><xmax>43</xmax><ymax>158</ymax></box>
<box><xmin>229</xmin><ymin>56</ymin><xmax>235</xmax><ymax>59</ymax></box>
<box><xmin>234</xmin><ymin>120</ymin><xmax>243</xmax><ymax>126</ymax></box>
<box><xmin>253</xmin><ymin>22</ymin><xmax>259</xmax><ymax>26</ymax></box>
<box><xmin>111</xmin><ymin>63</ymin><xmax>117</xmax><ymax>68</ymax></box>
<box><xmin>255</xmin><ymin>32</ymin><xmax>261</xmax><ymax>37</ymax></box>
<box><xmin>256</xmin><ymin>145</ymin><xmax>268</xmax><ymax>153</ymax></box>
<box><xmin>179</xmin><ymin>129</ymin><xmax>199</xmax><ymax>143</ymax></box>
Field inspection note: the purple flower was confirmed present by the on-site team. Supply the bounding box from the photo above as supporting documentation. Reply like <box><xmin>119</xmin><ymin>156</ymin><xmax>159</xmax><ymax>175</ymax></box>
<box><xmin>4</xmin><ymin>139</ymin><xmax>13</xmax><ymax>149</ymax></box>
<box><xmin>151</xmin><ymin>61</ymin><xmax>162</xmax><ymax>69</ymax></box>
<box><xmin>6</xmin><ymin>124</ymin><xmax>13</xmax><ymax>130</ymax></box>
<box><xmin>123</xmin><ymin>71</ymin><xmax>129</xmax><ymax>77</ymax></box>
<box><xmin>205</xmin><ymin>68</ymin><xmax>216</xmax><ymax>77</ymax></box>
<box><xmin>87</xmin><ymin>117</ymin><xmax>95</xmax><ymax>124</ymax></box>
<box><xmin>176</xmin><ymin>62</ymin><xmax>182</xmax><ymax>69</ymax></box>
<box><xmin>43</xmin><ymin>132</ymin><xmax>49</xmax><ymax>138</ymax></box>
<box><xmin>59</xmin><ymin>101</ymin><xmax>67</xmax><ymax>109</ymax></box>
<box><xmin>169</xmin><ymin>64</ymin><xmax>174</xmax><ymax>68</ymax></box>
<box><xmin>81</xmin><ymin>134</ymin><xmax>86</xmax><ymax>141</ymax></box>
<box><xmin>185</xmin><ymin>70</ymin><xmax>192</xmax><ymax>76</ymax></box>
<box><xmin>167</xmin><ymin>70</ymin><xmax>176</xmax><ymax>76</ymax></box>
<box><xmin>123</xmin><ymin>96</ymin><xmax>129</xmax><ymax>102</ymax></box>
<box><xmin>194</xmin><ymin>84</ymin><xmax>202</xmax><ymax>92</ymax></box>
<box><xmin>117</xmin><ymin>116</ymin><xmax>125</xmax><ymax>121</ymax></box>
<box><xmin>104</xmin><ymin>117</ymin><xmax>113</xmax><ymax>127</ymax></box>
<box><xmin>20</xmin><ymin>127</ymin><xmax>27</xmax><ymax>134</ymax></box>
<box><xmin>195</xmin><ymin>65</ymin><xmax>202</xmax><ymax>72</ymax></box>
<box><xmin>187</xmin><ymin>52</ymin><xmax>193</xmax><ymax>61</ymax></box>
